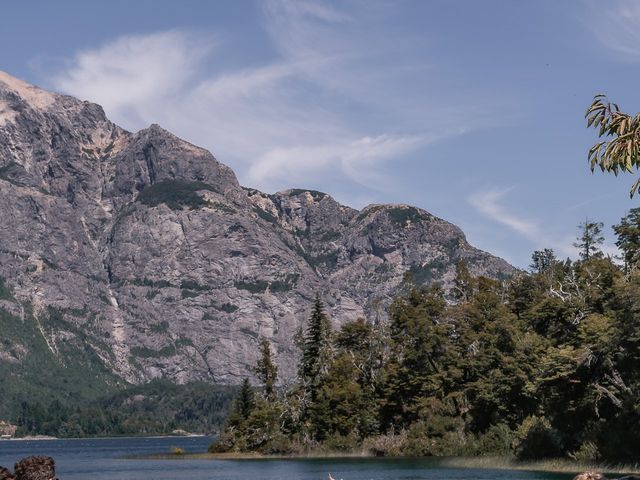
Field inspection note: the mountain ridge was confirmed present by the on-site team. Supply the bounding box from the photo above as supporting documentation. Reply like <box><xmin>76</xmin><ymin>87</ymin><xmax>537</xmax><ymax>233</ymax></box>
<box><xmin>0</xmin><ymin>71</ymin><xmax>514</xmax><ymax>386</ymax></box>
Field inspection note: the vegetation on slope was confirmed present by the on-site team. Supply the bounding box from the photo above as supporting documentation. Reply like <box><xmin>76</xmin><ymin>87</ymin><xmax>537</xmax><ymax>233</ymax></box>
<box><xmin>136</xmin><ymin>180</ymin><xmax>218</xmax><ymax>210</ymax></box>
<box><xmin>0</xmin><ymin>279</ymin><xmax>235</xmax><ymax>438</ymax></box>
<box><xmin>0</xmin><ymin>303</ymin><xmax>122</xmax><ymax>420</ymax></box>
<box><xmin>16</xmin><ymin>380</ymin><xmax>236</xmax><ymax>438</ymax></box>
<box><xmin>212</xmin><ymin>209</ymin><xmax>640</xmax><ymax>463</ymax></box>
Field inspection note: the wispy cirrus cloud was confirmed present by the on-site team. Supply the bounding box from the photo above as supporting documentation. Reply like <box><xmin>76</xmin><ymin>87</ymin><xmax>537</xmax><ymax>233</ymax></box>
<box><xmin>469</xmin><ymin>187</ymin><xmax>543</xmax><ymax>240</ymax></box>
<box><xmin>55</xmin><ymin>30</ymin><xmax>214</xmax><ymax>127</ymax></box>
<box><xmin>585</xmin><ymin>0</ymin><xmax>640</xmax><ymax>61</ymax></box>
<box><xmin>51</xmin><ymin>0</ymin><xmax>515</xmax><ymax>205</ymax></box>
<box><xmin>469</xmin><ymin>187</ymin><xmax>581</xmax><ymax>259</ymax></box>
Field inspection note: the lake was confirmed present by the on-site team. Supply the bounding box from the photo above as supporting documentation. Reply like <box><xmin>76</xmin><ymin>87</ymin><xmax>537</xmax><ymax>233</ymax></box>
<box><xmin>0</xmin><ymin>436</ymin><xmax>575</xmax><ymax>480</ymax></box>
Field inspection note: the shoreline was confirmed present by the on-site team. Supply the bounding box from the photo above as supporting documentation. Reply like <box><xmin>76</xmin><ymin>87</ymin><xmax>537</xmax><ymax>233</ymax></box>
<box><xmin>133</xmin><ymin>452</ymin><xmax>640</xmax><ymax>475</ymax></box>
<box><xmin>5</xmin><ymin>433</ymin><xmax>210</xmax><ymax>442</ymax></box>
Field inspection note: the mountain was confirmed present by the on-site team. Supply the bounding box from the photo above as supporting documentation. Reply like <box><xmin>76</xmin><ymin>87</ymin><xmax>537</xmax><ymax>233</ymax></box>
<box><xmin>0</xmin><ymin>71</ymin><xmax>513</xmax><ymax>388</ymax></box>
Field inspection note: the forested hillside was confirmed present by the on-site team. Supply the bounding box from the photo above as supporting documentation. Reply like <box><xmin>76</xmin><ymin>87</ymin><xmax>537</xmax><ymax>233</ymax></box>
<box><xmin>14</xmin><ymin>380</ymin><xmax>236</xmax><ymax>438</ymax></box>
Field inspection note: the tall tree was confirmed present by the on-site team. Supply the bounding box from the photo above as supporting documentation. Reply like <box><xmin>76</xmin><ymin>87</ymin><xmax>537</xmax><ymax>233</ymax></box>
<box><xmin>530</xmin><ymin>248</ymin><xmax>557</xmax><ymax>274</ymax></box>
<box><xmin>573</xmin><ymin>219</ymin><xmax>604</xmax><ymax>261</ymax></box>
<box><xmin>613</xmin><ymin>207</ymin><xmax>640</xmax><ymax>272</ymax></box>
<box><xmin>585</xmin><ymin>95</ymin><xmax>640</xmax><ymax>197</ymax></box>
<box><xmin>228</xmin><ymin>378</ymin><xmax>255</xmax><ymax>427</ymax></box>
<box><xmin>254</xmin><ymin>338</ymin><xmax>278</xmax><ymax>399</ymax></box>
<box><xmin>452</xmin><ymin>260</ymin><xmax>475</xmax><ymax>301</ymax></box>
<box><xmin>380</xmin><ymin>285</ymin><xmax>454</xmax><ymax>428</ymax></box>
<box><xmin>299</xmin><ymin>297</ymin><xmax>332</xmax><ymax>403</ymax></box>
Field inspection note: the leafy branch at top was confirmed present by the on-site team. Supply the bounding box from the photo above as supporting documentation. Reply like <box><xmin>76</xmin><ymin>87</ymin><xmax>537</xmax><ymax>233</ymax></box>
<box><xmin>586</xmin><ymin>94</ymin><xmax>640</xmax><ymax>197</ymax></box>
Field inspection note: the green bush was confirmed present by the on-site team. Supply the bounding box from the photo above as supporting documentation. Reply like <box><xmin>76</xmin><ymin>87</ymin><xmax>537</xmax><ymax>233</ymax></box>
<box><xmin>0</xmin><ymin>276</ymin><xmax>14</xmax><ymax>300</ymax></box>
<box><xmin>362</xmin><ymin>431</ymin><xmax>408</xmax><ymax>457</ymax></box>
<box><xmin>136</xmin><ymin>180</ymin><xmax>217</xmax><ymax>210</ymax></box>
<box><xmin>234</xmin><ymin>280</ymin><xmax>268</xmax><ymax>293</ymax></box>
<box><xmin>513</xmin><ymin>416</ymin><xmax>563</xmax><ymax>460</ymax></box>
<box><xmin>322</xmin><ymin>432</ymin><xmax>360</xmax><ymax>452</ymax></box>
<box><xmin>569</xmin><ymin>441</ymin><xmax>600</xmax><ymax>462</ymax></box>
<box><xmin>472</xmin><ymin>423</ymin><xmax>514</xmax><ymax>456</ymax></box>
<box><xmin>220</xmin><ymin>303</ymin><xmax>239</xmax><ymax>313</ymax></box>
<box><xmin>208</xmin><ymin>430</ymin><xmax>237</xmax><ymax>453</ymax></box>
<box><xmin>404</xmin><ymin>419</ymin><xmax>467</xmax><ymax>456</ymax></box>
<box><xmin>262</xmin><ymin>432</ymin><xmax>299</xmax><ymax>455</ymax></box>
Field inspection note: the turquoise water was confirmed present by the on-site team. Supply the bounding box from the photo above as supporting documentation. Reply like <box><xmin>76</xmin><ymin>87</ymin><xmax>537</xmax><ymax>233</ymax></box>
<box><xmin>0</xmin><ymin>436</ymin><xmax>575</xmax><ymax>480</ymax></box>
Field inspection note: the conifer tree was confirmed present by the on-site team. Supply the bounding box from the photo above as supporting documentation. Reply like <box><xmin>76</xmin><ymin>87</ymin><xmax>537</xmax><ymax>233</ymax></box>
<box><xmin>299</xmin><ymin>297</ymin><xmax>331</xmax><ymax>403</ymax></box>
<box><xmin>229</xmin><ymin>378</ymin><xmax>255</xmax><ymax>427</ymax></box>
<box><xmin>529</xmin><ymin>248</ymin><xmax>557</xmax><ymax>274</ymax></box>
<box><xmin>452</xmin><ymin>260</ymin><xmax>475</xmax><ymax>301</ymax></box>
<box><xmin>613</xmin><ymin>207</ymin><xmax>640</xmax><ymax>271</ymax></box>
<box><xmin>254</xmin><ymin>338</ymin><xmax>278</xmax><ymax>399</ymax></box>
<box><xmin>573</xmin><ymin>219</ymin><xmax>604</xmax><ymax>260</ymax></box>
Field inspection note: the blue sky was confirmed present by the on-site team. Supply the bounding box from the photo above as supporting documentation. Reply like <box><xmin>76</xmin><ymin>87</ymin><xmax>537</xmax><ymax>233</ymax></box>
<box><xmin>2</xmin><ymin>0</ymin><xmax>640</xmax><ymax>267</ymax></box>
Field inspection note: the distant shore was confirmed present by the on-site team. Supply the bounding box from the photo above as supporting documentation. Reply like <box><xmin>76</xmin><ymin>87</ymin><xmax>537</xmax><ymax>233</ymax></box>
<box><xmin>135</xmin><ymin>452</ymin><xmax>640</xmax><ymax>476</ymax></box>
<box><xmin>5</xmin><ymin>433</ymin><xmax>209</xmax><ymax>441</ymax></box>
<box><xmin>3</xmin><ymin>435</ymin><xmax>58</xmax><ymax>441</ymax></box>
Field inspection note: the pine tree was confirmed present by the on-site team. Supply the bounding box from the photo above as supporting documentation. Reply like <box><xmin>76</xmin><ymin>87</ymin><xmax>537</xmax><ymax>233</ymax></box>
<box><xmin>299</xmin><ymin>297</ymin><xmax>331</xmax><ymax>403</ymax></box>
<box><xmin>529</xmin><ymin>248</ymin><xmax>557</xmax><ymax>274</ymax></box>
<box><xmin>254</xmin><ymin>338</ymin><xmax>278</xmax><ymax>399</ymax></box>
<box><xmin>573</xmin><ymin>219</ymin><xmax>604</xmax><ymax>260</ymax></box>
<box><xmin>613</xmin><ymin>207</ymin><xmax>640</xmax><ymax>271</ymax></box>
<box><xmin>229</xmin><ymin>378</ymin><xmax>255</xmax><ymax>427</ymax></box>
<box><xmin>452</xmin><ymin>260</ymin><xmax>475</xmax><ymax>301</ymax></box>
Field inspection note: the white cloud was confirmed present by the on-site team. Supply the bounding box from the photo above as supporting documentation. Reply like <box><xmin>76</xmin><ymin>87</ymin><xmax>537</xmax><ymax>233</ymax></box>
<box><xmin>55</xmin><ymin>31</ymin><xmax>213</xmax><ymax>126</ymax></box>
<box><xmin>469</xmin><ymin>187</ymin><xmax>580</xmax><ymax>258</ymax></box>
<box><xmin>247</xmin><ymin>133</ymin><xmax>427</xmax><ymax>192</ymax></box>
<box><xmin>469</xmin><ymin>187</ymin><xmax>542</xmax><ymax>239</ymax></box>
<box><xmin>50</xmin><ymin>1</ymin><xmax>514</xmax><ymax>206</ymax></box>
<box><xmin>586</xmin><ymin>0</ymin><xmax>640</xmax><ymax>60</ymax></box>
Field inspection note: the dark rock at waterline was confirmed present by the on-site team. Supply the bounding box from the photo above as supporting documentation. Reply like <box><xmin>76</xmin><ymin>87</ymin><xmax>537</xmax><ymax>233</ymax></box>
<box><xmin>573</xmin><ymin>473</ymin><xmax>640</xmax><ymax>480</ymax></box>
<box><xmin>14</xmin><ymin>456</ymin><xmax>57</xmax><ymax>480</ymax></box>
<box><xmin>0</xmin><ymin>465</ymin><xmax>16</xmax><ymax>480</ymax></box>
<box><xmin>0</xmin><ymin>456</ymin><xmax>57</xmax><ymax>480</ymax></box>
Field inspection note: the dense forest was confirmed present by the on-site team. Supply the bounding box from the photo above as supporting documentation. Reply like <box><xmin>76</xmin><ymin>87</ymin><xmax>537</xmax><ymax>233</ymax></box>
<box><xmin>212</xmin><ymin>208</ymin><xmax>640</xmax><ymax>462</ymax></box>
<box><xmin>14</xmin><ymin>380</ymin><xmax>236</xmax><ymax>438</ymax></box>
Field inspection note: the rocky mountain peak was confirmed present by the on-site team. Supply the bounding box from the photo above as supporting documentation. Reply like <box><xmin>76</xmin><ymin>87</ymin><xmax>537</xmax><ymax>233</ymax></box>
<box><xmin>0</xmin><ymin>73</ymin><xmax>514</xmax><ymax>385</ymax></box>
<box><xmin>0</xmin><ymin>71</ymin><xmax>57</xmax><ymax>111</ymax></box>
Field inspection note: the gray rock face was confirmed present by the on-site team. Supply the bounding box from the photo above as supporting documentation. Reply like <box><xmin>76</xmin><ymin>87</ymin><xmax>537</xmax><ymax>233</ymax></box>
<box><xmin>0</xmin><ymin>72</ymin><xmax>514</xmax><ymax>384</ymax></box>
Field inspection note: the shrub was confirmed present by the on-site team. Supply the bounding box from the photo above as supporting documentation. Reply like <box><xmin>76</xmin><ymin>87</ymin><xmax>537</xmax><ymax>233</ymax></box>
<box><xmin>0</xmin><ymin>276</ymin><xmax>13</xmax><ymax>300</ymax></box>
<box><xmin>220</xmin><ymin>303</ymin><xmax>239</xmax><ymax>313</ymax></box>
<box><xmin>136</xmin><ymin>180</ymin><xmax>217</xmax><ymax>210</ymax></box>
<box><xmin>263</xmin><ymin>432</ymin><xmax>300</xmax><ymax>455</ymax></box>
<box><xmin>472</xmin><ymin>423</ymin><xmax>515</xmax><ymax>456</ymax></box>
<box><xmin>322</xmin><ymin>432</ymin><xmax>360</xmax><ymax>452</ymax></box>
<box><xmin>569</xmin><ymin>441</ymin><xmax>600</xmax><ymax>462</ymax></box>
<box><xmin>404</xmin><ymin>419</ymin><xmax>467</xmax><ymax>456</ymax></box>
<box><xmin>362</xmin><ymin>431</ymin><xmax>408</xmax><ymax>457</ymax></box>
<box><xmin>234</xmin><ymin>280</ymin><xmax>268</xmax><ymax>293</ymax></box>
<box><xmin>209</xmin><ymin>430</ymin><xmax>237</xmax><ymax>453</ymax></box>
<box><xmin>513</xmin><ymin>416</ymin><xmax>563</xmax><ymax>460</ymax></box>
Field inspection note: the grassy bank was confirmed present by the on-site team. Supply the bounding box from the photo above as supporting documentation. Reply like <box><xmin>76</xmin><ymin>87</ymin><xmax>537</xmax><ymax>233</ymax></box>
<box><xmin>136</xmin><ymin>451</ymin><xmax>640</xmax><ymax>475</ymax></box>
<box><xmin>434</xmin><ymin>456</ymin><xmax>640</xmax><ymax>475</ymax></box>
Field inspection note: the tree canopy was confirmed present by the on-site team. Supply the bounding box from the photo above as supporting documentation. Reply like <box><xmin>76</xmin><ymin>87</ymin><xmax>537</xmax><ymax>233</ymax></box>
<box><xmin>211</xmin><ymin>213</ymin><xmax>640</xmax><ymax>461</ymax></box>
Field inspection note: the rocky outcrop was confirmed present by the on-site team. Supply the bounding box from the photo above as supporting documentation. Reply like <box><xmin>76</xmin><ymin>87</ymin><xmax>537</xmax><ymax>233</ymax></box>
<box><xmin>0</xmin><ymin>71</ymin><xmax>514</xmax><ymax>385</ymax></box>
<box><xmin>0</xmin><ymin>456</ymin><xmax>56</xmax><ymax>480</ymax></box>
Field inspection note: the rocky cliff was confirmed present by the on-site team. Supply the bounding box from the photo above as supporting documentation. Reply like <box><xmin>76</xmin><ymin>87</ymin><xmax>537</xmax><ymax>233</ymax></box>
<box><xmin>0</xmin><ymin>71</ymin><xmax>514</xmax><ymax>385</ymax></box>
